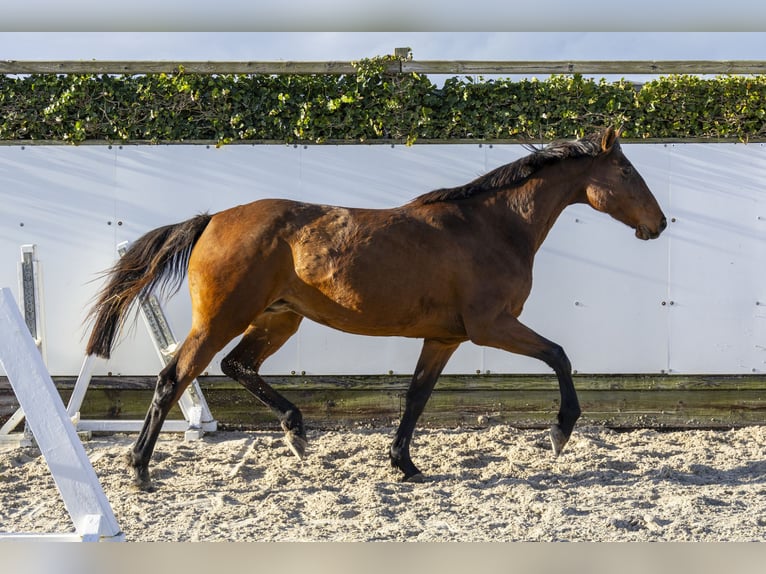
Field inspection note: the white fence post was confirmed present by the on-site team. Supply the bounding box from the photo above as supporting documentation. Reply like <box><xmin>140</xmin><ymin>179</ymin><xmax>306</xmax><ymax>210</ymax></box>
<box><xmin>0</xmin><ymin>287</ymin><xmax>124</xmax><ymax>542</ymax></box>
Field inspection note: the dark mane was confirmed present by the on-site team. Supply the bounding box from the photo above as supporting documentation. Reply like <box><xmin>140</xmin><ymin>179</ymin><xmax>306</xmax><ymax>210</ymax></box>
<box><xmin>412</xmin><ymin>131</ymin><xmax>606</xmax><ymax>206</ymax></box>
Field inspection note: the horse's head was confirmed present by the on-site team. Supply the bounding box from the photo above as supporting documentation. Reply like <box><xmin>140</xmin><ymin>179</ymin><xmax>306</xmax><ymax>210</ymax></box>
<box><xmin>584</xmin><ymin>127</ymin><xmax>667</xmax><ymax>240</ymax></box>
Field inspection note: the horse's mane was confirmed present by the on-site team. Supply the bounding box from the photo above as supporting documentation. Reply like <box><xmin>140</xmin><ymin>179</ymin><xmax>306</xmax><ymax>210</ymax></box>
<box><xmin>411</xmin><ymin>131</ymin><xmax>606</xmax><ymax>206</ymax></box>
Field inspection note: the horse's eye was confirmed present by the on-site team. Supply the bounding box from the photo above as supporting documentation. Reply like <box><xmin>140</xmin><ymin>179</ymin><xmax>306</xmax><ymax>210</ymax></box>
<box><xmin>621</xmin><ymin>166</ymin><xmax>633</xmax><ymax>177</ymax></box>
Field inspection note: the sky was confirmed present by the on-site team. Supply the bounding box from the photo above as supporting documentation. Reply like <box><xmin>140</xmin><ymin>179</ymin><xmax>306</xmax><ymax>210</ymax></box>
<box><xmin>0</xmin><ymin>32</ymin><xmax>765</xmax><ymax>83</ymax></box>
<box><xmin>1</xmin><ymin>1</ymin><xmax>765</xmax><ymax>33</ymax></box>
<box><xmin>0</xmin><ymin>0</ymin><xmax>765</xmax><ymax>67</ymax></box>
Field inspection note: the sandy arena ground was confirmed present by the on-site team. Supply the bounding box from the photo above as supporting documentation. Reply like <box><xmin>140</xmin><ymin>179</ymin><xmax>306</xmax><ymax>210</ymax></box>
<box><xmin>1</xmin><ymin>424</ymin><xmax>765</xmax><ymax>542</ymax></box>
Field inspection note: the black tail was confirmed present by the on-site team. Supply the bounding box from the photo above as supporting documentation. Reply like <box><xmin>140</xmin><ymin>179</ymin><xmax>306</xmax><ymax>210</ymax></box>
<box><xmin>86</xmin><ymin>213</ymin><xmax>212</xmax><ymax>358</ymax></box>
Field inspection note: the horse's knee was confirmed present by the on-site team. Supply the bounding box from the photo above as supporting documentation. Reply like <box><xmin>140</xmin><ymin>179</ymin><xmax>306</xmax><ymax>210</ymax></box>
<box><xmin>220</xmin><ymin>353</ymin><xmax>239</xmax><ymax>379</ymax></box>
<box><xmin>221</xmin><ymin>350</ymin><xmax>259</xmax><ymax>381</ymax></box>
<box><xmin>539</xmin><ymin>343</ymin><xmax>571</xmax><ymax>374</ymax></box>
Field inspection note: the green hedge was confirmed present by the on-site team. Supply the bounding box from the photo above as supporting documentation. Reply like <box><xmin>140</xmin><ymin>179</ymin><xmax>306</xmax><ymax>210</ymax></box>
<box><xmin>1</xmin><ymin>56</ymin><xmax>764</xmax><ymax>144</ymax></box>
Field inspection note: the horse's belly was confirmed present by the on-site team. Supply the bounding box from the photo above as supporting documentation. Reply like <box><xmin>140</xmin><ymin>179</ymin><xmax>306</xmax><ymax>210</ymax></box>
<box><xmin>283</xmin><ymin>290</ymin><xmax>465</xmax><ymax>340</ymax></box>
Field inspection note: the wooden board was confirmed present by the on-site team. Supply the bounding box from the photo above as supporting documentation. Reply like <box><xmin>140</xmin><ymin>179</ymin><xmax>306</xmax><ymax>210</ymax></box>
<box><xmin>1</xmin><ymin>59</ymin><xmax>765</xmax><ymax>76</ymax></box>
<box><xmin>2</xmin><ymin>374</ymin><xmax>765</xmax><ymax>431</ymax></box>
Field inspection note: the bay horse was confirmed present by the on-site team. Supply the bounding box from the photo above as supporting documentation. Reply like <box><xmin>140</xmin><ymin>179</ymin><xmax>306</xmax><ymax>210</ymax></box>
<box><xmin>86</xmin><ymin>127</ymin><xmax>666</xmax><ymax>489</ymax></box>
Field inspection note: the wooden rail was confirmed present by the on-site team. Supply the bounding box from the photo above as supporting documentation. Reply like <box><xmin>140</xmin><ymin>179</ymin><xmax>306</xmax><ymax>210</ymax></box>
<box><xmin>2</xmin><ymin>374</ymin><xmax>765</xmax><ymax>430</ymax></box>
<box><xmin>1</xmin><ymin>59</ymin><xmax>765</xmax><ymax>76</ymax></box>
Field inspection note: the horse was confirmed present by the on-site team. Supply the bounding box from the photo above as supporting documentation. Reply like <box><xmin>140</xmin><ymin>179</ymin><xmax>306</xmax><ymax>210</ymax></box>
<box><xmin>86</xmin><ymin>127</ymin><xmax>666</xmax><ymax>489</ymax></box>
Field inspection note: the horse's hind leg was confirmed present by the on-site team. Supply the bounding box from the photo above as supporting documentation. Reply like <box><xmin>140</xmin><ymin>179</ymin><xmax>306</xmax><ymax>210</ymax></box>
<box><xmin>220</xmin><ymin>310</ymin><xmax>307</xmax><ymax>458</ymax></box>
<box><xmin>390</xmin><ymin>338</ymin><xmax>460</xmax><ymax>482</ymax></box>
<box><xmin>129</xmin><ymin>328</ymin><xmax>224</xmax><ymax>490</ymax></box>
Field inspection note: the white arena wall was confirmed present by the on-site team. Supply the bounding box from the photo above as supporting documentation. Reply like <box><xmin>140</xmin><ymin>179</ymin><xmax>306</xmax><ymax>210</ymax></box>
<box><xmin>0</xmin><ymin>142</ymin><xmax>764</xmax><ymax>377</ymax></box>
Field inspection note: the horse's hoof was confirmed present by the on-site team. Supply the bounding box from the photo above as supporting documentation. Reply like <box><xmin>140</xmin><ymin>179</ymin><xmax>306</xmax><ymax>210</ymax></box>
<box><xmin>549</xmin><ymin>424</ymin><xmax>569</xmax><ymax>457</ymax></box>
<box><xmin>284</xmin><ymin>430</ymin><xmax>308</xmax><ymax>460</ymax></box>
<box><xmin>130</xmin><ymin>467</ymin><xmax>154</xmax><ymax>492</ymax></box>
<box><xmin>131</xmin><ymin>479</ymin><xmax>155</xmax><ymax>492</ymax></box>
<box><xmin>402</xmin><ymin>472</ymin><xmax>425</xmax><ymax>483</ymax></box>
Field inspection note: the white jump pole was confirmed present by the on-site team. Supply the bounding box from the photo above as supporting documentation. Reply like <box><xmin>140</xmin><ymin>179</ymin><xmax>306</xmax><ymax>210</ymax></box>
<box><xmin>0</xmin><ymin>288</ymin><xmax>124</xmax><ymax>542</ymax></box>
<box><xmin>66</xmin><ymin>241</ymin><xmax>217</xmax><ymax>440</ymax></box>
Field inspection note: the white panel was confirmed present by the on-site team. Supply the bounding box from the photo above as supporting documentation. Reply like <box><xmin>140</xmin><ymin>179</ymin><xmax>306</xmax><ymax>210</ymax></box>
<box><xmin>1</xmin><ymin>143</ymin><xmax>763</xmax><ymax>377</ymax></box>
<box><xmin>0</xmin><ymin>146</ymin><xmax>116</xmax><ymax>376</ymax></box>
<box><xmin>667</xmin><ymin>143</ymin><xmax>766</xmax><ymax>374</ymax></box>
<box><xmin>106</xmin><ymin>145</ymin><xmax>304</xmax><ymax>376</ymax></box>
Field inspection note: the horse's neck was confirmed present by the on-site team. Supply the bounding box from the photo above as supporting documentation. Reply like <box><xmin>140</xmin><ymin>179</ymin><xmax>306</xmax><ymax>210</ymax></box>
<box><xmin>503</xmin><ymin>164</ymin><xmax>587</xmax><ymax>252</ymax></box>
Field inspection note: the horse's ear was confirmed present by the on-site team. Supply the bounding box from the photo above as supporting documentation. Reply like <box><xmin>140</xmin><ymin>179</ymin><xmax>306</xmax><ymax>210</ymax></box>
<box><xmin>601</xmin><ymin>126</ymin><xmax>619</xmax><ymax>153</ymax></box>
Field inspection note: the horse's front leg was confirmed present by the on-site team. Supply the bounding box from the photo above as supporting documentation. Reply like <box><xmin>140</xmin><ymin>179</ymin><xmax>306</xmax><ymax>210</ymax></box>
<box><xmin>467</xmin><ymin>313</ymin><xmax>581</xmax><ymax>456</ymax></box>
<box><xmin>390</xmin><ymin>338</ymin><xmax>460</xmax><ymax>481</ymax></box>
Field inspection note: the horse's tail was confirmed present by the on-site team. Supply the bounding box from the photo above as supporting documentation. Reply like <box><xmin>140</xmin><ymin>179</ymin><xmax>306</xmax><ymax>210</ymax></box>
<box><xmin>85</xmin><ymin>213</ymin><xmax>212</xmax><ymax>359</ymax></box>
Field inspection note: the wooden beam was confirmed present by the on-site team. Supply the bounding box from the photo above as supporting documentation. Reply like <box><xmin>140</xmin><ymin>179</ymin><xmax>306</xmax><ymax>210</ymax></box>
<box><xmin>0</xmin><ymin>60</ymin><xmax>389</xmax><ymax>75</ymax></box>
<box><xmin>1</xmin><ymin>59</ymin><xmax>765</xmax><ymax>76</ymax></box>
<box><xmin>3</xmin><ymin>374</ymin><xmax>765</xmax><ymax>431</ymax></box>
<box><xmin>402</xmin><ymin>60</ymin><xmax>766</xmax><ymax>76</ymax></box>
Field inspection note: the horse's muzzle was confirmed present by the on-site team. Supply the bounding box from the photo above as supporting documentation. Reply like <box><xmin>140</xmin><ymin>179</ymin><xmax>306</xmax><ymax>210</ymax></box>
<box><xmin>635</xmin><ymin>217</ymin><xmax>667</xmax><ymax>240</ymax></box>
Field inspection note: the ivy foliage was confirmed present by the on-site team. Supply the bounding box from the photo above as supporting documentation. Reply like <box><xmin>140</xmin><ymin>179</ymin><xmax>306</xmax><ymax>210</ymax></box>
<box><xmin>1</xmin><ymin>56</ymin><xmax>764</xmax><ymax>144</ymax></box>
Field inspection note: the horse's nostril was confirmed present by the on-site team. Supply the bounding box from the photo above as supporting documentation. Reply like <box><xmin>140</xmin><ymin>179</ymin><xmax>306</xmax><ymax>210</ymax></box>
<box><xmin>659</xmin><ymin>217</ymin><xmax>668</xmax><ymax>232</ymax></box>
